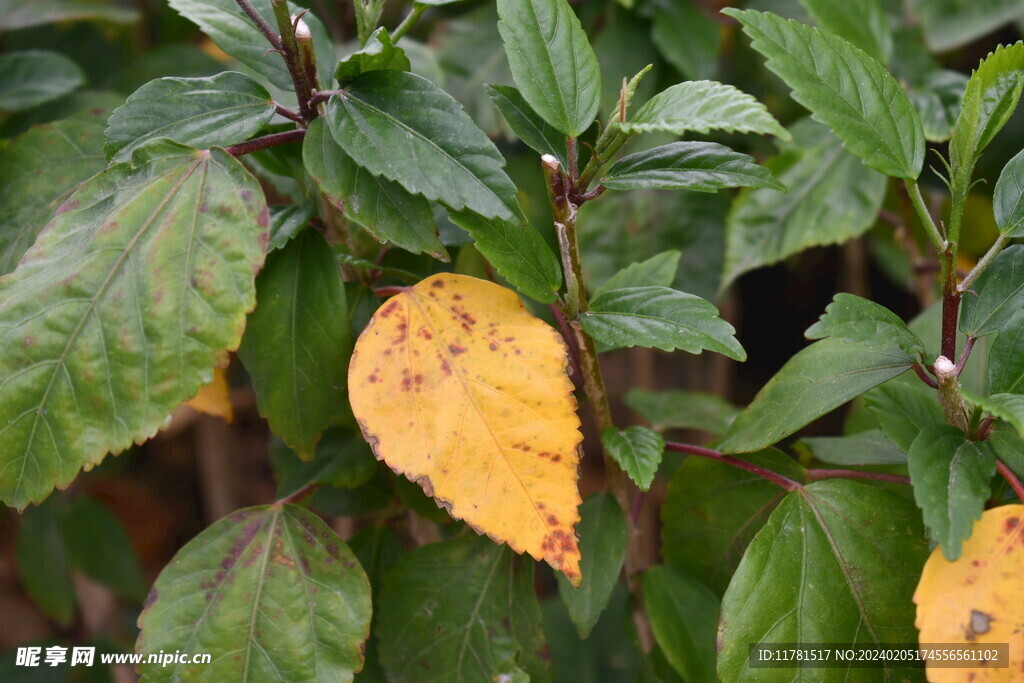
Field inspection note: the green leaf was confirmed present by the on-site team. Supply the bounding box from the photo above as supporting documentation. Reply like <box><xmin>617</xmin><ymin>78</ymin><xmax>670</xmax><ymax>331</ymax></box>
<box><xmin>908</xmin><ymin>425</ymin><xmax>995</xmax><ymax>560</ymax></box>
<box><xmin>0</xmin><ymin>50</ymin><xmax>84</xmax><ymax>112</ymax></box>
<box><xmin>990</xmin><ymin>429</ymin><xmax>1024</xmax><ymax>484</ymax></box>
<box><xmin>799</xmin><ymin>0</ymin><xmax>892</xmax><ymax>63</ymax></box>
<box><xmin>0</xmin><ymin>141</ymin><xmax>267</xmax><ymax>509</ymax></box>
<box><xmin>949</xmin><ymin>43</ymin><xmax>1024</xmax><ymax>197</ymax></box>
<box><xmin>988</xmin><ymin>313</ymin><xmax>1024</xmax><ymax>394</ymax></box>
<box><xmin>104</xmin><ymin>72</ymin><xmax>276</xmax><ymax>162</ymax></box>
<box><xmin>662</xmin><ymin>448</ymin><xmax>805</xmax><ymax>594</ymax></box>
<box><xmin>863</xmin><ymin>382</ymin><xmax>945</xmax><ymax>453</ymax></box>
<box><xmin>619</xmin><ymin>80</ymin><xmax>788</xmax><ymax>139</ymax></box>
<box><xmin>600</xmin><ymin>426</ymin><xmax>665</xmax><ymax>491</ymax></box>
<box><xmin>61</xmin><ymin>497</ymin><xmax>147</xmax><ymax>601</ymax></box>
<box><xmin>238</xmin><ymin>230</ymin><xmax>349</xmax><ymax>459</ymax></box>
<box><xmin>623</xmin><ymin>388</ymin><xmax>738</xmax><ymax>436</ymax></box>
<box><xmin>718</xmin><ymin>480</ymin><xmax>927</xmax><ymax>681</ymax></box>
<box><xmin>717</xmin><ymin>337</ymin><xmax>916</xmax><ymax>454</ymax></box>
<box><xmin>167</xmin><ymin>0</ymin><xmax>334</xmax><ymax>92</ymax></box>
<box><xmin>805</xmin><ymin>293</ymin><xmax>926</xmax><ymax>355</ymax></box>
<box><xmin>800</xmin><ymin>429</ymin><xmax>908</xmax><ymax>465</ymax></box>
<box><xmin>496</xmin><ymin>0</ymin><xmax>600</xmax><ymax>137</ymax></box>
<box><xmin>650</xmin><ymin>0</ymin><xmax>720</xmax><ymax>81</ymax></box>
<box><xmin>602</xmin><ymin>141</ymin><xmax>784</xmax><ymax>193</ymax></box>
<box><xmin>725</xmin><ymin>8</ymin><xmax>924</xmax><ymax>179</ymax></box>
<box><xmin>993</xmin><ymin>147</ymin><xmax>1024</xmax><ymax>237</ymax></box>
<box><xmin>16</xmin><ymin>497</ymin><xmax>75</xmax><ymax>626</ymax></box>
<box><xmin>0</xmin><ymin>0</ymin><xmax>139</xmax><ymax>30</ymax></box>
<box><xmin>271</xmin><ymin>427</ymin><xmax>379</xmax><ymax>497</ymax></box>
<box><xmin>327</xmin><ymin>71</ymin><xmax>524</xmax><ymax>222</ymax></box>
<box><xmin>377</xmin><ymin>535</ymin><xmax>546</xmax><ymax>682</ymax></box>
<box><xmin>446</xmin><ymin>209</ymin><xmax>562</xmax><ymax>304</ymax></box>
<box><xmin>592</xmin><ymin>250</ymin><xmax>680</xmax><ymax>299</ymax></box>
<box><xmin>582</xmin><ymin>286</ymin><xmax>745</xmax><ymax>360</ymax></box>
<box><xmin>908</xmin><ymin>70</ymin><xmax>969</xmax><ymax>143</ymax></box>
<box><xmin>486</xmin><ymin>84</ymin><xmax>569</xmax><ymax>168</ymax></box>
<box><xmin>968</xmin><ymin>391</ymin><xmax>1024</xmax><ymax>439</ymax></box>
<box><xmin>0</xmin><ymin>110</ymin><xmax>107</xmax><ymax>276</ymax></box>
<box><xmin>556</xmin><ymin>493</ymin><xmax>627</xmax><ymax>639</ymax></box>
<box><xmin>335</xmin><ymin>27</ymin><xmax>410</xmax><ymax>83</ymax></box>
<box><xmin>137</xmin><ymin>504</ymin><xmax>371</xmax><ymax>681</ymax></box>
<box><xmin>267</xmin><ymin>203</ymin><xmax>313</xmax><ymax>252</ymax></box>
<box><xmin>643</xmin><ymin>566</ymin><xmax>719</xmax><ymax>683</ymax></box>
<box><xmin>960</xmin><ymin>244</ymin><xmax>1024</xmax><ymax>337</ymax></box>
<box><xmin>303</xmin><ymin>118</ymin><xmax>446</xmax><ymax>259</ymax></box>
<box><xmin>908</xmin><ymin>0</ymin><xmax>1024</xmax><ymax>51</ymax></box>
<box><xmin>722</xmin><ymin>119</ymin><xmax>886</xmax><ymax>287</ymax></box>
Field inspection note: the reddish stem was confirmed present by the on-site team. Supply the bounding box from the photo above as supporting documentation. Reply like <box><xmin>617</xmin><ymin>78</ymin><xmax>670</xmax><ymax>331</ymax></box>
<box><xmin>997</xmin><ymin>459</ymin><xmax>1024</xmax><ymax>502</ymax></box>
<box><xmin>235</xmin><ymin>0</ymin><xmax>283</xmax><ymax>50</ymax></box>
<box><xmin>941</xmin><ymin>247</ymin><xmax>959</xmax><ymax>360</ymax></box>
<box><xmin>372</xmin><ymin>286</ymin><xmax>406</xmax><ymax>298</ymax></box>
<box><xmin>276</xmin><ymin>482</ymin><xmax>321</xmax><ymax>506</ymax></box>
<box><xmin>955</xmin><ymin>336</ymin><xmax>976</xmax><ymax>375</ymax></box>
<box><xmin>274</xmin><ymin>103</ymin><xmax>304</xmax><ymax>123</ymax></box>
<box><xmin>549</xmin><ymin>303</ymin><xmax>583</xmax><ymax>378</ymax></box>
<box><xmin>664</xmin><ymin>441</ymin><xmax>802</xmax><ymax>491</ymax></box>
<box><xmin>225</xmin><ymin>129</ymin><xmax>305</xmax><ymax>156</ymax></box>
<box><xmin>805</xmin><ymin>469</ymin><xmax>910</xmax><ymax>485</ymax></box>
<box><xmin>913</xmin><ymin>364</ymin><xmax>938</xmax><ymax>389</ymax></box>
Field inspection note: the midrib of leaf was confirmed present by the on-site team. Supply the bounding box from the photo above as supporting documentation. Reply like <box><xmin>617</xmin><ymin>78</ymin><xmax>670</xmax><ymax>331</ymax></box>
<box><xmin>716</xmin><ymin>490</ymin><xmax>786</xmax><ymax>586</ymax></box>
<box><xmin>12</xmin><ymin>155</ymin><xmax>204</xmax><ymax>504</ymax></box>
<box><xmin>456</xmin><ymin>548</ymin><xmax>504</xmax><ymax>678</ymax></box>
<box><xmin>243</xmin><ymin>508</ymin><xmax>282</xmax><ymax>681</ymax></box>
<box><xmin>519</xmin><ymin>0</ymin><xmax>572</xmax><ymax>132</ymax></box>
<box><xmin>279</xmin><ymin>511</ymin><xmax>321</xmax><ymax>681</ymax></box>
<box><xmin>288</xmin><ymin>243</ymin><xmax>304</xmax><ymax>442</ymax></box>
<box><xmin>119</xmin><ymin>99</ymin><xmax>269</xmax><ymax>143</ymax></box>
<box><xmin>969</xmin><ymin>275</ymin><xmax>1024</xmax><ymax>332</ymax></box>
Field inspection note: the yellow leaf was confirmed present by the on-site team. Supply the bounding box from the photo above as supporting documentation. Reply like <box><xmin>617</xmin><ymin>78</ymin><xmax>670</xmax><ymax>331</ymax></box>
<box><xmin>914</xmin><ymin>504</ymin><xmax>1024</xmax><ymax>681</ymax></box>
<box><xmin>349</xmin><ymin>273</ymin><xmax>584</xmax><ymax>584</ymax></box>
<box><xmin>184</xmin><ymin>367</ymin><xmax>234</xmax><ymax>423</ymax></box>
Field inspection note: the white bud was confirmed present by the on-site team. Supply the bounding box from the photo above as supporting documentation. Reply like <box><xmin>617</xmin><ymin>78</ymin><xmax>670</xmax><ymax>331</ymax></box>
<box><xmin>933</xmin><ymin>355</ymin><xmax>956</xmax><ymax>380</ymax></box>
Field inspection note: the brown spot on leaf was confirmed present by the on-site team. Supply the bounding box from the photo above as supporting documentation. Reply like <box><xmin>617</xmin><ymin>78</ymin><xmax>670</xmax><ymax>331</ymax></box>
<box><xmin>970</xmin><ymin>609</ymin><xmax>993</xmax><ymax>636</ymax></box>
<box><xmin>448</xmin><ymin>343</ymin><xmax>467</xmax><ymax>355</ymax></box>
<box><xmin>431</xmin><ymin>279</ymin><xmax>445</xmax><ymax>288</ymax></box>
<box><xmin>1006</xmin><ymin>517</ymin><xmax>1020</xmax><ymax>532</ymax></box>
<box><xmin>368</xmin><ymin>374</ymin><xmax>378</xmax><ymax>383</ymax></box>
<box><xmin>55</xmin><ymin>199</ymin><xmax>78</xmax><ymax>215</ymax></box>
<box><xmin>546</xmin><ymin>514</ymin><xmax>558</xmax><ymax>526</ymax></box>
<box><xmin>489</xmin><ymin>342</ymin><xmax>498</xmax><ymax>351</ymax></box>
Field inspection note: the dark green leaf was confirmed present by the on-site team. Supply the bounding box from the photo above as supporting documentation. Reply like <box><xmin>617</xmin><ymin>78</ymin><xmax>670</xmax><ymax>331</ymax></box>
<box><xmin>717</xmin><ymin>481</ymin><xmax>928</xmax><ymax>681</ymax></box>
<box><xmin>602</xmin><ymin>141</ymin><xmax>784</xmax><ymax>192</ymax></box>
<box><xmin>0</xmin><ymin>141</ymin><xmax>267</xmax><ymax>509</ymax></box>
<box><xmin>624</xmin><ymin>388</ymin><xmax>738</xmax><ymax>436</ymax></box>
<box><xmin>486</xmin><ymin>84</ymin><xmax>568</xmax><ymax>168</ymax></box>
<box><xmin>650</xmin><ymin>0</ymin><xmax>720</xmax><ymax>81</ymax></box>
<box><xmin>592</xmin><ymin>250</ymin><xmax>680</xmax><ymax>299</ymax></box>
<box><xmin>447</xmin><ymin>209</ymin><xmax>562</xmax><ymax>303</ymax></box>
<box><xmin>0</xmin><ymin>0</ymin><xmax>139</xmax><ymax>30</ymax></box>
<box><xmin>600</xmin><ymin>426</ymin><xmax>664</xmax><ymax>490</ymax></box>
<box><xmin>960</xmin><ymin>244</ymin><xmax>1024</xmax><ymax>337</ymax></box>
<box><xmin>800</xmin><ymin>429</ymin><xmax>908</xmax><ymax>465</ymax></box>
<box><xmin>336</xmin><ymin>27</ymin><xmax>410</xmax><ymax>83</ymax></box>
<box><xmin>61</xmin><ymin>497</ymin><xmax>147</xmax><ymax>601</ymax></box>
<box><xmin>556</xmin><ymin>493</ymin><xmax>627</xmax><ymax>639</ymax></box>
<box><xmin>496</xmin><ymin>0</ymin><xmax>600</xmax><ymax>137</ymax></box>
<box><xmin>968</xmin><ymin>391</ymin><xmax>1024</xmax><ymax>438</ymax></box>
<box><xmin>0</xmin><ymin>50</ymin><xmax>84</xmax><ymax>111</ymax></box>
<box><xmin>990</xmin><ymin>429</ymin><xmax>1024</xmax><ymax>484</ymax></box>
<box><xmin>725</xmin><ymin>8</ymin><xmax>924</xmax><ymax>179</ymax></box>
<box><xmin>239</xmin><ymin>229</ymin><xmax>349</xmax><ymax>459</ymax></box>
<box><xmin>722</xmin><ymin>119</ymin><xmax>886</xmax><ymax>287</ymax></box>
<box><xmin>271</xmin><ymin>428</ymin><xmax>378</xmax><ymax>496</ymax></box>
<box><xmin>267</xmin><ymin>203</ymin><xmax>313</xmax><ymax>252</ymax></box>
<box><xmin>805</xmin><ymin>293</ymin><xmax>925</xmax><ymax>355</ymax></box>
<box><xmin>104</xmin><ymin>72</ymin><xmax>275</xmax><ymax>161</ymax></box>
<box><xmin>661</xmin><ymin>448</ymin><xmax>805</xmax><ymax>593</ymax></box>
<box><xmin>717</xmin><ymin>337</ymin><xmax>916</xmax><ymax>454</ymax></box>
<box><xmin>377</xmin><ymin>535</ymin><xmax>545</xmax><ymax>682</ymax></box>
<box><xmin>799</xmin><ymin>0</ymin><xmax>891</xmax><ymax>62</ymax></box>
<box><xmin>347</xmin><ymin>523</ymin><xmax>403</xmax><ymax>595</ymax></box>
<box><xmin>908</xmin><ymin>0</ymin><xmax>1024</xmax><ymax>51</ymax></box>
<box><xmin>908</xmin><ymin>425</ymin><xmax>995</xmax><ymax>560</ymax></box>
<box><xmin>863</xmin><ymin>382</ymin><xmax>945</xmax><ymax>453</ymax></box>
<box><xmin>16</xmin><ymin>498</ymin><xmax>75</xmax><ymax>626</ymax></box>
<box><xmin>137</xmin><ymin>504</ymin><xmax>371</xmax><ymax>680</ymax></box>
<box><xmin>327</xmin><ymin>71</ymin><xmax>523</xmax><ymax>222</ymax></box>
<box><xmin>303</xmin><ymin>118</ymin><xmax>446</xmax><ymax>259</ymax></box>
<box><xmin>643</xmin><ymin>566</ymin><xmax>718</xmax><ymax>683</ymax></box>
<box><xmin>988</xmin><ymin>313</ymin><xmax>1024</xmax><ymax>394</ymax></box>
<box><xmin>994</xmin><ymin>147</ymin><xmax>1024</xmax><ymax>237</ymax></box>
<box><xmin>0</xmin><ymin>110</ymin><xmax>107</xmax><ymax>276</ymax></box>
<box><xmin>619</xmin><ymin>80</ymin><xmax>788</xmax><ymax>139</ymax></box>
<box><xmin>582</xmin><ymin>286</ymin><xmax>745</xmax><ymax>360</ymax></box>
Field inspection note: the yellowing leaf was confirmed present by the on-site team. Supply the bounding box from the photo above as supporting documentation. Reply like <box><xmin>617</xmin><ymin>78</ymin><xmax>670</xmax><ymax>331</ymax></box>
<box><xmin>914</xmin><ymin>504</ymin><xmax>1024</xmax><ymax>681</ymax></box>
<box><xmin>184</xmin><ymin>366</ymin><xmax>234</xmax><ymax>423</ymax></box>
<box><xmin>348</xmin><ymin>273</ymin><xmax>584</xmax><ymax>584</ymax></box>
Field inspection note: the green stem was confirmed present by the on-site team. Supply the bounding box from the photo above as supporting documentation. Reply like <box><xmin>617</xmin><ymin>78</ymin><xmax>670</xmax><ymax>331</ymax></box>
<box><xmin>390</xmin><ymin>4</ymin><xmax>426</xmax><ymax>43</ymax></box>
<box><xmin>960</xmin><ymin>233</ymin><xmax>1009</xmax><ymax>294</ymax></box>
<box><xmin>577</xmin><ymin>125</ymin><xmax>629</xmax><ymax>190</ymax></box>
<box><xmin>904</xmin><ymin>179</ymin><xmax>946</xmax><ymax>255</ymax></box>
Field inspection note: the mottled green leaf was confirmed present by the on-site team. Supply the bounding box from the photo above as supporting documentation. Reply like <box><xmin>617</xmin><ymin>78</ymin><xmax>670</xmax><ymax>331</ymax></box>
<box><xmin>62</xmin><ymin>497</ymin><xmax>147</xmax><ymax>601</ymax></box>
<box><xmin>137</xmin><ymin>504</ymin><xmax>372</xmax><ymax>681</ymax></box>
<box><xmin>800</xmin><ymin>429</ymin><xmax>908</xmax><ymax>465</ymax></box>
<box><xmin>16</xmin><ymin>497</ymin><xmax>75</xmax><ymax>626</ymax></box>
<box><xmin>960</xmin><ymin>244</ymin><xmax>1024</xmax><ymax>337</ymax></box>
<box><xmin>994</xmin><ymin>147</ymin><xmax>1024</xmax><ymax>237</ymax></box>
<box><xmin>582</xmin><ymin>286</ymin><xmax>745</xmax><ymax>360</ymax></box>
<box><xmin>619</xmin><ymin>80</ymin><xmax>788</xmax><ymax>139</ymax></box>
<box><xmin>336</xmin><ymin>27</ymin><xmax>410</xmax><ymax>83</ymax></box>
<box><xmin>988</xmin><ymin>313</ymin><xmax>1024</xmax><ymax>394</ymax></box>
<box><xmin>486</xmin><ymin>84</ymin><xmax>568</xmax><ymax>168</ymax></box>
<box><xmin>602</xmin><ymin>141</ymin><xmax>784</xmax><ymax>192</ymax></box>
<box><xmin>624</xmin><ymin>388</ymin><xmax>738</xmax><ymax>436</ymax></box>
<box><xmin>0</xmin><ymin>50</ymin><xmax>84</xmax><ymax>111</ymax></box>
<box><xmin>650</xmin><ymin>0</ymin><xmax>720</xmax><ymax>81</ymax></box>
<box><xmin>592</xmin><ymin>250</ymin><xmax>679</xmax><ymax>299</ymax></box>
<box><xmin>496</xmin><ymin>0</ymin><xmax>600</xmax><ymax>137</ymax></box>
<box><xmin>799</xmin><ymin>0</ymin><xmax>891</xmax><ymax>62</ymax></box>
<box><xmin>863</xmin><ymin>383</ymin><xmax>945</xmax><ymax>453</ymax></box>
<box><xmin>0</xmin><ymin>141</ymin><xmax>267</xmax><ymax>508</ymax></box>
<box><xmin>238</xmin><ymin>230</ymin><xmax>349</xmax><ymax>459</ymax></box>
<box><xmin>726</xmin><ymin>8</ymin><xmax>924</xmax><ymax>179</ymax></box>
<box><xmin>0</xmin><ymin>0</ymin><xmax>139</xmax><ymax>30</ymax></box>
<box><xmin>643</xmin><ymin>566</ymin><xmax>718</xmax><ymax>683</ymax></box>
<box><xmin>909</xmin><ymin>0</ymin><xmax>1024</xmax><ymax>51</ymax></box>
<box><xmin>718</xmin><ymin>337</ymin><xmax>916</xmax><ymax>454</ymax></box>
<box><xmin>104</xmin><ymin>72</ymin><xmax>275</xmax><ymax>162</ymax></box>
<box><xmin>908</xmin><ymin>425</ymin><xmax>994</xmax><ymax>560</ymax></box>
<box><xmin>557</xmin><ymin>494</ymin><xmax>627</xmax><ymax>639</ymax></box>
<box><xmin>718</xmin><ymin>481</ymin><xmax>928</xmax><ymax>681</ymax></box>
<box><xmin>805</xmin><ymin>293</ymin><xmax>925</xmax><ymax>355</ymax></box>
<box><xmin>600</xmin><ymin>426</ymin><xmax>664</xmax><ymax>491</ymax></box>
<box><xmin>303</xmin><ymin>118</ymin><xmax>445</xmax><ymax>259</ymax></box>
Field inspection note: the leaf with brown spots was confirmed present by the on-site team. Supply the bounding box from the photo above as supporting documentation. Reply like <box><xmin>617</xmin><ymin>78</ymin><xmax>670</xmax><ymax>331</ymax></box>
<box><xmin>348</xmin><ymin>273</ymin><xmax>584</xmax><ymax>584</ymax></box>
<box><xmin>914</xmin><ymin>504</ymin><xmax>1024</xmax><ymax>682</ymax></box>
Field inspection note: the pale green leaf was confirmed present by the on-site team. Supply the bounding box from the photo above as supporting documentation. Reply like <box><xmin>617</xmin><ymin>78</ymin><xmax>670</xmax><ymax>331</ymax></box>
<box><xmin>0</xmin><ymin>0</ymin><xmax>139</xmax><ymax>30</ymax></box>
<box><xmin>600</xmin><ymin>426</ymin><xmax>664</xmax><ymax>491</ymax></box>
<box><xmin>0</xmin><ymin>50</ymin><xmax>84</xmax><ymax>112</ymax></box>
<box><xmin>799</xmin><ymin>0</ymin><xmax>892</xmax><ymax>62</ymax></box>
<box><xmin>650</xmin><ymin>0</ymin><xmax>720</xmax><ymax>81</ymax></box>
<box><xmin>805</xmin><ymin>293</ymin><xmax>925</xmax><ymax>355</ymax></box>
<box><xmin>602</xmin><ymin>141</ymin><xmax>784</xmax><ymax>192</ymax></box>
<box><xmin>800</xmin><ymin>429</ymin><xmax>908</xmax><ymax>465</ymax></box>
<box><xmin>592</xmin><ymin>250</ymin><xmax>680</xmax><ymax>299</ymax></box>
<box><xmin>624</xmin><ymin>388</ymin><xmax>738</xmax><ymax>436</ymax></box>
<box><xmin>909</xmin><ymin>0</ymin><xmax>1024</xmax><ymax>51</ymax></box>
<box><xmin>335</xmin><ymin>27</ymin><xmax>410</xmax><ymax>83</ymax></box>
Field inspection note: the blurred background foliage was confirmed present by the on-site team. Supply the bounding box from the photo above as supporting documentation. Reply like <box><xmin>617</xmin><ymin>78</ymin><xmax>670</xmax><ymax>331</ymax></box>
<box><xmin>2</xmin><ymin>0</ymin><xmax>1024</xmax><ymax>680</ymax></box>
